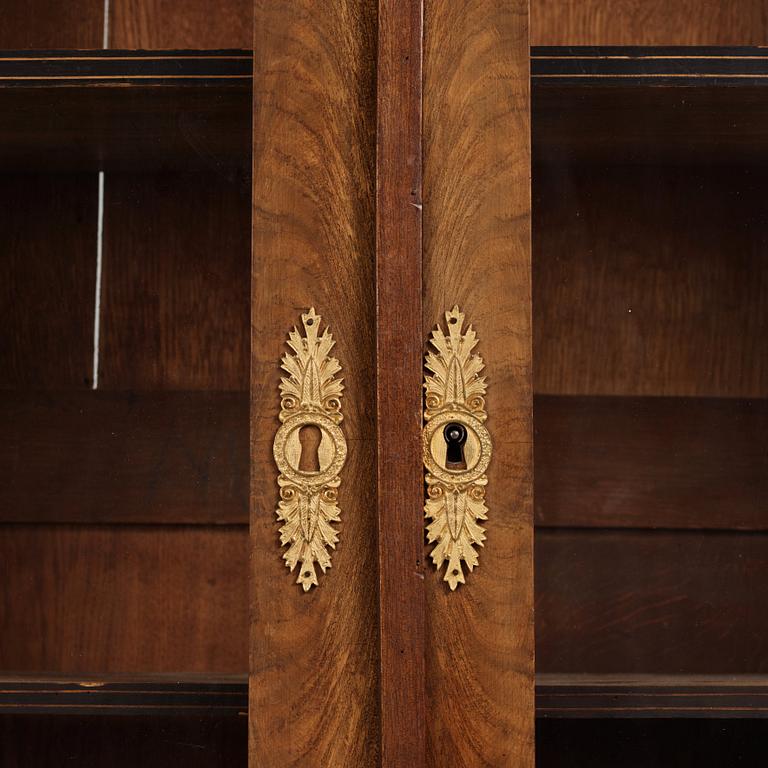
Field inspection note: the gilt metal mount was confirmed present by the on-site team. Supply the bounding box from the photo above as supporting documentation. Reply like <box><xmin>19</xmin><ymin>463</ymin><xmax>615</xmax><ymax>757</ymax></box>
<box><xmin>423</xmin><ymin>306</ymin><xmax>492</xmax><ymax>590</ymax></box>
<box><xmin>273</xmin><ymin>308</ymin><xmax>347</xmax><ymax>591</ymax></box>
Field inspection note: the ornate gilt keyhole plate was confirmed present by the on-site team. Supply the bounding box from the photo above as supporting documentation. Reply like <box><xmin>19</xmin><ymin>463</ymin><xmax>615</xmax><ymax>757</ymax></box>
<box><xmin>273</xmin><ymin>308</ymin><xmax>347</xmax><ymax>591</ymax></box>
<box><xmin>423</xmin><ymin>306</ymin><xmax>492</xmax><ymax>590</ymax></box>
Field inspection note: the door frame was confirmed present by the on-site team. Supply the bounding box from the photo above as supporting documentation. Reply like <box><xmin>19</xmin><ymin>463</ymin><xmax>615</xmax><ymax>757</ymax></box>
<box><xmin>250</xmin><ymin>1</ymin><xmax>533</xmax><ymax>765</ymax></box>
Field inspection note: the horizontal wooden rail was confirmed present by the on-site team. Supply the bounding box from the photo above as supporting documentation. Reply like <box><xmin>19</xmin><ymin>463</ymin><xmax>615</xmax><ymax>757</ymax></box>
<box><xmin>1</xmin><ymin>47</ymin><xmax>768</xmax><ymax>169</ymax></box>
<box><xmin>6</xmin><ymin>673</ymin><xmax>768</xmax><ymax>719</ymax></box>
<box><xmin>537</xmin><ymin>674</ymin><xmax>768</xmax><ymax>718</ymax></box>
<box><xmin>0</xmin><ymin>675</ymin><xmax>248</xmax><ymax>716</ymax></box>
<box><xmin>0</xmin><ymin>50</ymin><xmax>250</xmax><ymax>171</ymax></box>
<box><xmin>6</xmin><ymin>47</ymin><xmax>768</xmax><ymax>86</ymax></box>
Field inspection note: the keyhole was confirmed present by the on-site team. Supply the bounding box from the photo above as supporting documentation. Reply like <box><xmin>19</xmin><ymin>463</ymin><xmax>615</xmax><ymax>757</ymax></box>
<box><xmin>298</xmin><ymin>424</ymin><xmax>322</xmax><ymax>472</ymax></box>
<box><xmin>443</xmin><ymin>422</ymin><xmax>467</xmax><ymax>470</ymax></box>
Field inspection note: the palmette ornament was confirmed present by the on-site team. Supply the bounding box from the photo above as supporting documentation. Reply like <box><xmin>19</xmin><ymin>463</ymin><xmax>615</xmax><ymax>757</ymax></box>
<box><xmin>272</xmin><ymin>308</ymin><xmax>347</xmax><ymax>591</ymax></box>
<box><xmin>423</xmin><ymin>306</ymin><xmax>492</xmax><ymax>590</ymax></box>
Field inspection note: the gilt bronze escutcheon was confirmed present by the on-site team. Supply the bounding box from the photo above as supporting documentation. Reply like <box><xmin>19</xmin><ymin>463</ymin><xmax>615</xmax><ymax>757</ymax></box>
<box><xmin>273</xmin><ymin>308</ymin><xmax>347</xmax><ymax>591</ymax></box>
<box><xmin>423</xmin><ymin>306</ymin><xmax>492</xmax><ymax>590</ymax></box>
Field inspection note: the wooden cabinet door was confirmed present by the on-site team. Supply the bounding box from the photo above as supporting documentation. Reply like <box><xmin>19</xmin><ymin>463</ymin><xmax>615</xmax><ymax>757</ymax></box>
<box><xmin>250</xmin><ymin>2</ymin><xmax>533</xmax><ymax>766</ymax></box>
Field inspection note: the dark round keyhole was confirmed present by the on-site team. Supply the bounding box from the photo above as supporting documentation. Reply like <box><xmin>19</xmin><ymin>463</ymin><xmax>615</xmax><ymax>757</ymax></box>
<box><xmin>443</xmin><ymin>422</ymin><xmax>467</xmax><ymax>469</ymax></box>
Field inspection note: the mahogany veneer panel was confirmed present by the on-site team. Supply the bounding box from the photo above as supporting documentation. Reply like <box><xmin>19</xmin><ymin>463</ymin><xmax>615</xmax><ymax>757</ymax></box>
<box><xmin>110</xmin><ymin>0</ymin><xmax>252</xmax><ymax>49</ymax></box>
<box><xmin>531</xmin><ymin>1</ymin><xmax>768</xmax><ymax>46</ymax></box>
<box><xmin>535</xmin><ymin>529</ymin><xmax>768</xmax><ymax>674</ymax></box>
<box><xmin>0</xmin><ymin>391</ymin><xmax>247</xmax><ymax>524</ymax></box>
<box><xmin>534</xmin><ymin>164</ymin><xmax>768</xmax><ymax>397</ymax></box>
<box><xmin>0</xmin><ymin>175</ymin><xmax>96</xmax><ymax>389</ymax></box>
<box><xmin>0</xmin><ymin>525</ymin><xmax>247</xmax><ymax>674</ymax></box>
<box><xmin>424</xmin><ymin>0</ymin><xmax>534</xmax><ymax>765</ymax></box>
<box><xmin>534</xmin><ymin>396</ymin><xmax>768</xmax><ymax>530</ymax></box>
<box><xmin>250</xmin><ymin>0</ymin><xmax>379</xmax><ymax>764</ymax></box>
<box><xmin>100</xmin><ymin>172</ymin><xmax>250</xmax><ymax>391</ymax></box>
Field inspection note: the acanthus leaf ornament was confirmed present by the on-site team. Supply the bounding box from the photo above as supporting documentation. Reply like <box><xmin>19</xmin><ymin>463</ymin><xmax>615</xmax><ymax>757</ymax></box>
<box><xmin>423</xmin><ymin>306</ymin><xmax>492</xmax><ymax>590</ymax></box>
<box><xmin>273</xmin><ymin>308</ymin><xmax>347</xmax><ymax>591</ymax></box>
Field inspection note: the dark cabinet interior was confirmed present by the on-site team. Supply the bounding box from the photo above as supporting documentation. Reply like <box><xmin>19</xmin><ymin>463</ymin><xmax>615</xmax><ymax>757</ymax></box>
<box><xmin>532</xmin><ymin>43</ymin><xmax>768</xmax><ymax>767</ymax></box>
<box><xmin>0</xmin><ymin>6</ymin><xmax>252</xmax><ymax>765</ymax></box>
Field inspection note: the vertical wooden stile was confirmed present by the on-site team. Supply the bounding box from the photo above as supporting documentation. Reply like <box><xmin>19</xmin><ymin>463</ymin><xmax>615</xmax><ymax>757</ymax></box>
<box><xmin>376</xmin><ymin>0</ymin><xmax>426</xmax><ymax>766</ymax></box>
<box><xmin>250</xmin><ymin>1</ymin><xmax>380</xmax><ymax>765</ymax></box>
<box><xmin>423</xmin><ymin>0</ymin><xmax>535</xmax><ymax>766</ymax></box>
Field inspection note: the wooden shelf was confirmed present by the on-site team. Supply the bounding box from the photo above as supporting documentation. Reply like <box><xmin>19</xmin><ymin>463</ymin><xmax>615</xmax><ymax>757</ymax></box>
<box><xmin>1</xmin><ymin>47</ymin><xmax>767</xmax><ymax>170</ymax></box>
<box><xmin>535</xmin><ymin>528</ymin><xmax>768</xmax><ymax>675</ymax></box>
<box><xmin>0</xmin><ymin>391</ymin><xmax>248</xmax><ymax>524</ymax></box>
<box><xmin>532</xmin><ymin>47</ymin><xmax>768</xmax><ymax>163</ymax></box>
<box><xmin>0</xmin><ymin>50</ymin><xmax>251</xmax><ymax>171</ymax></box>
<box><xmin>0</xmin><ymin>675</ymin><xmax>247</xmax><ymax>716</ymax></box>
<box><xmin>537</xmin><ymin>675</ymin><xmax>768</xmax><ymax>719</ymax></box>
<box><xmin>0</xmin><ymin>675</ymin><xmax>248</xmax><ymax>766</ymax></box>
<box><xmin>534</xmin><ymin>395</ymin><xmax>768</xmax><ymax>530</ymax></box>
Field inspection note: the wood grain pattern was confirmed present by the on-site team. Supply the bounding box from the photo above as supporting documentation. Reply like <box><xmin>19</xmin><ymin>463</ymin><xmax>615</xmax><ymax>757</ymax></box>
<box><xmin>110</xmin><ymin>0</ymin><xmax>252</xmax><ymax>48</ymax></box>
<box><xmin>534</xmin><ymin>396</ymin><xmax>768</xmax><ymax>530</ymax></box>
<box><xmin>376</xmin><ymin>1</ymin><xmax>426</xmax><ymax>765</ymax></box>
<box><xmin>0</xmin><ymin>0</ymin><xmax>103</xmax><ymax>48</ymax></box>
<box><xmin>423</xmin><ymin>0</ymin><xmax>534</xmax><ymax>765</ymax></box>
<box><xmin>531</xmin><ymin>0</ymin><xmax>768</xmax><ymax>45</ymax></box>
<box><xmin>0</xmin><ymin>174</ymin><xmax>96</xmax><ymax>389</ymax></box>
<box><xmin>0</xmin><ymin>391</ymin><xmax>247</xmax><ymax>524</ymax></box>
<box><xmin>250</xmin><ymin>0</ymin><xmax>379</xmax><ymax>765</ymax></box>
<box><xmin>536</xmin><ymin>529</ymin><xmax>768</xmax><ymax>674</ymax></box>
<box><xmin>0</xmin><ymin>525</ymin><xmax>247</xmax><ymax>674</ymax></box>
<box><xmin>0</xmin><ymin>714</ymin><xmax>246</xmax><ymax>768</ymax></box>
<box><xmin>534</xmin><ymin>164</ymin><xmax>768</xmax><ymax>398</ymax></box>
<box><xmin>100</xmin><ymin>172</ymin><xmax>250</xmax><ymax>391</ymax></box>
